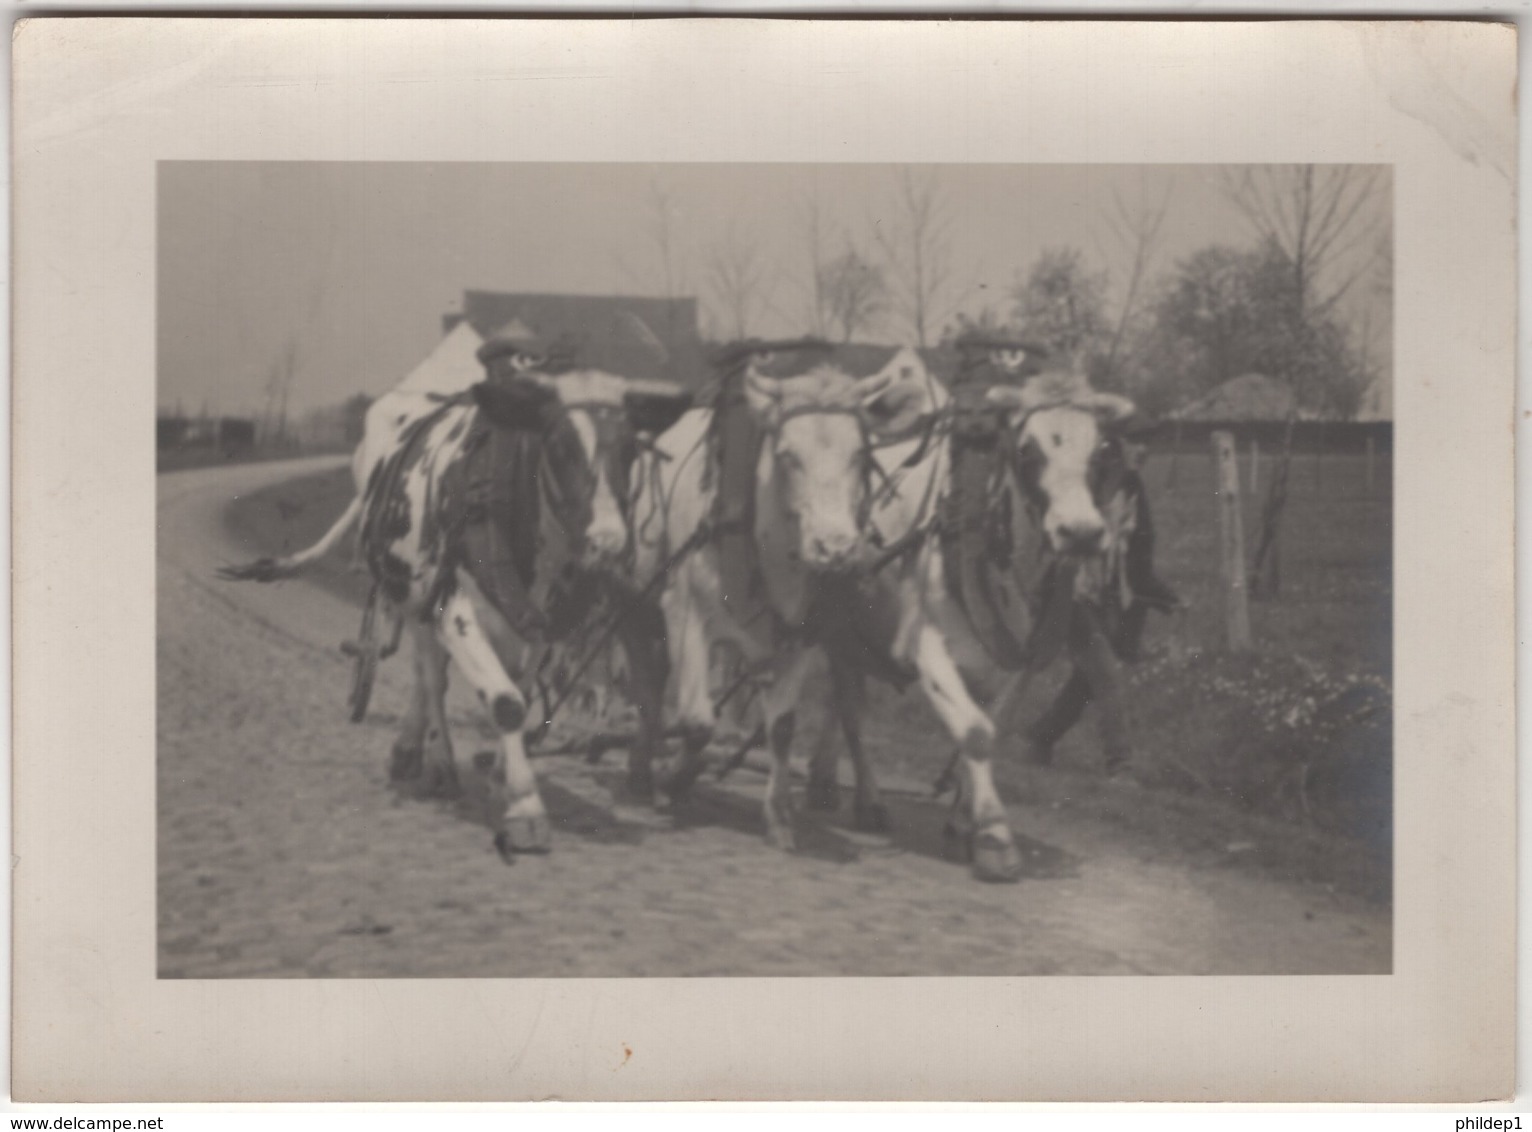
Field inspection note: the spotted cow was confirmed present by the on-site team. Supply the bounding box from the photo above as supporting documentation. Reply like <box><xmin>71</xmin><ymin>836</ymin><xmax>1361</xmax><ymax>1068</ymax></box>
<box><xmin>798</xmin><ymin>352</ymin><xmax>1154</xmax><ymax>882</ymax></box>
<box><xmin>223</xmin><ymin>337</ymin><xmax>689</xmax><ymax>859</ymax></box>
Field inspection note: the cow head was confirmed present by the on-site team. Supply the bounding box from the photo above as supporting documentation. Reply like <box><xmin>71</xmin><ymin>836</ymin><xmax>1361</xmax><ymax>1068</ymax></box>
<box><xmin>986</xmin><ymin>370</ymin><xmax>1136</xmax><ymax>556</ymax></box>
<box><xmin>549</xmin><ymin>370</ymin><xmax>691</xmax><ymax>571</ymax></box>
<box><xmin>742</xmin><ymin>356</ymin><xmax>914</xmax><ymax>573</ymax></box>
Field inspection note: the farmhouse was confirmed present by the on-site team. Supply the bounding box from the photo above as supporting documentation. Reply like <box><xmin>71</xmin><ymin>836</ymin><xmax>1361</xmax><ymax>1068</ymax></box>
<box><xmin>444</xmin><ymin>290</ymin><xmax>711</xmax><ymax>387</ymax></box>
<box><xmin>1169</xmin><ymin>373</ymin><xmax>1308</xmax><ymax>422</ymax></box>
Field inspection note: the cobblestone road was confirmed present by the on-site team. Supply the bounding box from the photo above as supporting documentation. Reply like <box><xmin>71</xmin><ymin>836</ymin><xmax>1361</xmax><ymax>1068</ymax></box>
<box><xmin>158</xmin><ymin>458</ymin><xmax>1390</xmax><ymax>977</ymax></box>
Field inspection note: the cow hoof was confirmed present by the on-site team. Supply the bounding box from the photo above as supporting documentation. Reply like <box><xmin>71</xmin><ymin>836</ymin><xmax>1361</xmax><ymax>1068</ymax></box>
<box><xmin>618</xmin><ymin>769</ymin><xmax>655</xmax><ymax>807</ymax></box>
<box><xmin>659</xmin><ymin>765</ymin><xmax>702</xmax><ymax>806</ymax></box>
<box><xmin>1107</xmin><ymin>763</ymin><xmax>1144</xmax><ymax>789</ymax></box>
<box><xmin>942</xmin><ymin>821</ymin><xmax>976</xmax><ymax>863</ymax></box>
<box><xmin>766</xmin><ymin>822</ymin><xmax>797</xmax><ymax>853</ymax></box>
<box><xmin>971</xmin><ymin>831</ymin><xmax>1024</xmax><ymax>884</ymax></box>
<box><xmin>764</xmin><ymin>795</ymin><xmax>798</xmax><ymax>851</ymax></box>
<box><xmin>420</xmin><ymin>762</ymin><xmax>461</xmax><ymax>799</ymax></box>
<box><xmin>495</xmin><ymin>816</ymin><xmax>552</xmax><ymax>860</ymax></box>
<box><xmin>805</xmin><ymin>779</ymin><xmax>841</xmax><ymax>812</ymax></box>
<box><xmin>853</xmin><ymin>802</ymin><xmax>891</xmax><ymax>834</ymax></box>
<box><xmin>389</xmin><ymin>743</ymin><xmax>422</xmax><ymax>783</ymax></box>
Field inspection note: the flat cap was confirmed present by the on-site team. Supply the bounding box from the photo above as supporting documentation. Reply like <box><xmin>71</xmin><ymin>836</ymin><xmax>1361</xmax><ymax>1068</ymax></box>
<box><xmin>710</xmin><ymin>336</ymin><xmax>835</xmax><ymax>373</ymax></box>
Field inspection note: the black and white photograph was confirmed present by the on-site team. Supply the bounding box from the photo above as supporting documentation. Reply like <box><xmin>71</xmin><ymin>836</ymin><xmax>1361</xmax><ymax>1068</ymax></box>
<box><xmin>158</xmin><ymin>161</ymin><xmax>1394</xmax><ymax>978</ymax></box>
<box><xmin>18</xmin><ymin>17</ymin><xmax>1514</xmax><ymax>1102</ymax></box>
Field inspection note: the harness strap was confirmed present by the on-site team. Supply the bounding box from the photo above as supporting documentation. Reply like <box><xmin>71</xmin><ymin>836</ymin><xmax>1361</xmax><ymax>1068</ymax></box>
<box><xmin>941</xmin><ymin>402</ymin><xmax>1039</xmax><ymax>669</ymax></box>
<box><xmin>430</xmin><ymin>418</ymin><xmax>551</xmax><ymax>642</ymax></box>
<box><xmin>525</xmin><ymin>504</ymin><xmax>734</xmax><ymax>748</ymax></box>
<box><xmin>360</xmin><ymin>396</ymin><xmax>472</xmax><ymax>603</ymax></box>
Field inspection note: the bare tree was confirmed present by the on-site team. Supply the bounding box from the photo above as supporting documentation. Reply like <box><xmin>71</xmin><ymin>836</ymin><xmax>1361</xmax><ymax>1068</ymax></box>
<box><xmin>705</xmin><ymin>224</ymin><xmax>775</xmax><ymax>342</ymax></box>
<box><xmin>613</xmin><ymin>176</ymin><xmax>694</xmax><ymax>346</ymax></box>
<box><xmin>1224</xmin><ymin>166</ymin><xmax>1383</xmax><ymax>600</ymax></box>
<box><xmin>1010</xmin><ymin>247</ymin><xmax>1109</xmax><ymax>366</ymax></box>
<box><xmin>1098</xmin><ymin>176</ymin><xmax>1174</xmax><ymax>381</ymax></box>
<box><xmin>1355</xmin><ymin>226</ymin><xmax>1394</xmax><ymax>416</ymax></box>
<box><xmin>645</xmin><ymin>177</ymin><xmax>689</xmax><ymax>301</ymax></box>
<box><xmin>259</xmin><ymin>337</ymin><xmax>297</xmax><ymax>447</ymax></box>
<box><xmin>873</xmin><ymin>167</ymin><xmax>963</xmax><ymax>347</ymax></box>
<box><xmin>820</xmin><ymin>245</ymin><xmax>888</xmax><ymax>343</ymax></box>
<box><xmin>796</xmin><ymin>192</ymin><xmax>834</xmax><ymax>339</ymax></box>
<box><xmin>1219</xmin><ymin>165</ymin><xmax>1385</xmax><ymax>321</ymax></box>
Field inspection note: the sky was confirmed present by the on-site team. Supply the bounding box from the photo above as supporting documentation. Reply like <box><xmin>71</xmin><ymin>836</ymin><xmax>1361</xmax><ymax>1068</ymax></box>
<box><xmin>157</xmin><ymin>162</ymin><xmax>1391</xmax><ymax>418</ymax></box>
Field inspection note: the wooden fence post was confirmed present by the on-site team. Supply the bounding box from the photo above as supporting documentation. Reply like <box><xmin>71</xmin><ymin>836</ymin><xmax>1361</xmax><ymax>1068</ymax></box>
<box><xmin>1212</xmin><ymin>430</ymin><xmax>1253</xmax><ymax>653</ymax></box>
<box><xmin>1250</xmin><ymin>414</ymin><xmax>1295</xmax><ymax>599</ymax></box>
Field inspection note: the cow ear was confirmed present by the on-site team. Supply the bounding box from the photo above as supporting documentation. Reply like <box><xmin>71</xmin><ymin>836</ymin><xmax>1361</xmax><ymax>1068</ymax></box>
<box><xmin>625</xmin><ymin>390</ymin><xmax>692</xmax><ymax>436</ymax></box>
<box><xmin>742</xmin><ymin>370</ymin><xmax>781</xmax><ymax>424</ymax></box>
<box><xmin>856</xmin><ymin>368</ymin><xmax>925</xmax><ymax>436</ymax></box>
<box><xmin>471</xmin><ymin>377</ymin><xmax>559</xmax><ymax>431</ymax></box>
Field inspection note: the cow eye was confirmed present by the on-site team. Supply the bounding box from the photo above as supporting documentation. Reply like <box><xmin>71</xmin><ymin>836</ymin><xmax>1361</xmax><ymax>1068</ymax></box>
<box><xmin>1014</xmin><ymin>438</ymin><xmax>1043</xmax><ymax>475</ymax></box>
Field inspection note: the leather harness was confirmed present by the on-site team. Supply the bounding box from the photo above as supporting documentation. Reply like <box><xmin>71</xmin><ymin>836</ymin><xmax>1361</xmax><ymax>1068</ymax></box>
<box><xmin>358</xmin><ymin>385</ymin><xmax>615</xmax><ymax>646</ymax></box>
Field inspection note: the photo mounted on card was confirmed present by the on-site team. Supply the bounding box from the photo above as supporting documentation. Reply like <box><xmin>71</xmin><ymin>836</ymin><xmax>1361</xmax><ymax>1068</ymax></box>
<box><xmin>11</xmin><ymin>18</ymin><xmax>1516</xmax><ymax>1102</ymax></box>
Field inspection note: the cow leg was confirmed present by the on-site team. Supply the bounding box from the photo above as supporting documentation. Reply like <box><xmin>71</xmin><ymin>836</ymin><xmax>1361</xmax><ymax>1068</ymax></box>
<box><xmin>756</xmin><ymin>648</ymin><xmax>815</xmax><ymax>852</ymax></box>
<box><xmin>1074</xmin><ymin>608</ymin><xmax>1132</xmax><ymax>772</ymax></box>
<box><xmin>415</xmin><ymin>621</ymin><xmax>461</xmax><ymax>798</ymax></box>
<box><xmin>830</xmin><ymin>659</ymin><xmax>887</xmax><ymax>833</ymax></box>
<box><xmin>910</xmin><ymin>623</ymin><xmax>1022</xmax><ymax>883</ymax></box>
<box><xmin>1026</xmin><ymin>668</ymin><xmax>1092</xmax><ymax>766</ymax></box>
<box><xmin>806</xmin><ymin>656</ymin><xmax>884</xmax><ymax>827</ymax></box>
<box><xmin>380</xmin><ymin>598</ymin><xmax>405</xmax><ymax>660</ymax></box>
<box><xmin>614</xmin><ymin>598</ymin><xmax>669</xmax><ymax>804</ymax></box>
<box><xmin>805</xmin><ymin>665</ymin><xmax>842</xmax><ymax>814</ymax></box>
<box><xmin>388</xmin><ymin>620</ymin><xmax>431</xmax><ymax>783</ymax></box>
<box><xmin>436</xmin><ymin>588</ymin><xmax>550</xmax><ymax>857</ymax></box>
<box><xmin>656</xmin><ymin>586</ymin><xmax>717</xmax><ymax>805</ymax></box>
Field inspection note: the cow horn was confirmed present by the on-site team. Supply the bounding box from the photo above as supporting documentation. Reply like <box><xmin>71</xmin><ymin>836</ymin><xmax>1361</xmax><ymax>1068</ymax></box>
<box><xmin>985</xmin><ymin>385</ymin><xmax>1029</xmax><ymax>410</ymax></box>
<box><xmin>743</xmin><ymin>367</ymin><xmax>780</xmax><ymax>401</ymax></box>
<box><xmin>621</xmin><ymin>378</ymin><xmax>688</xmax><ymax>399</ymax></box>
<box><xmin>852</xmin><ymin>370</ymin><xmax>895</xmax><ymax>405</ymax></box>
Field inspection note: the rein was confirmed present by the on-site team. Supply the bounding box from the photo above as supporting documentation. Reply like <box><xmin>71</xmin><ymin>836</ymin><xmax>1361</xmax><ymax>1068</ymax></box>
<box><xmin>529</xmin><ymin>395</ymin><xmax>948</xmax><ymax>741</ymax></box>
<box><xmin>551</xmin><ymin>399</ymin><xmax>628</xmax><ymax>529</ymax></box>
<box><xmin>755</xmin><ymin>398</ymin><xmax>889</xmax><ymax>538</ymax></box>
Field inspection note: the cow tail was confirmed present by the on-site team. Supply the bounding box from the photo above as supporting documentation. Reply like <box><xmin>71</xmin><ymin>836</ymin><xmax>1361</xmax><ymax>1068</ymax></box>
<box><xmin>217</xmin><ymin>495</ymin><xmax>363</xmax><ymax>583</ymax></box>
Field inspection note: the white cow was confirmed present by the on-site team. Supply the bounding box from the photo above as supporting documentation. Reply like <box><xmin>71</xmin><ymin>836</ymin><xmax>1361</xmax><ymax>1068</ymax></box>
<box><xmin>625</xmin><ymin>346</ymin><xmax>928</xmax><ymax>845</ymax></box>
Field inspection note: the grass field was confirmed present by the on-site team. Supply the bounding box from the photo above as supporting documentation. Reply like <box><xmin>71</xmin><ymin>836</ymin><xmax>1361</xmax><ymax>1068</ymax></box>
<box><xmin>222</xmin><ymin>443</ymin><xmax>1392</xmax><ymax>902</ymax></box>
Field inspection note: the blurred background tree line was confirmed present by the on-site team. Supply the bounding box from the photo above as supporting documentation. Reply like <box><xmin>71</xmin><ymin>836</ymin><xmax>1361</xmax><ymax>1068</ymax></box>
<box><xmin>943</xmin><ymin>167</ymin><xmax>1388</xmax><ymax>420</ymax></box>
<box><xmin>278</xmin><ymin>164</ymin><xmax>1390</xmax><ymax>438</ymax></box>
<box><xmin>693</xmin><ymin>164</ymin><xmax>1389</xmax><ymax>422</ymax></box>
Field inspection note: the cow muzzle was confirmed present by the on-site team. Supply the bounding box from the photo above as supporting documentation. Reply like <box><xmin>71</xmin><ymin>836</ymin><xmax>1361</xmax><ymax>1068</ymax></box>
<box><xmin>799</xmin><ymin>527</ymin><xmax>865</xmax><ymax>574</ymax></box>
<box><xmin>1047</xmin><ymin>511</ymin><xmax>1107</xmax><ymax>556</ymax></box>
<box><xmin>579</xmin><ymin>522</ymin><xmax>628</xmax><ymax>570</ymax></box>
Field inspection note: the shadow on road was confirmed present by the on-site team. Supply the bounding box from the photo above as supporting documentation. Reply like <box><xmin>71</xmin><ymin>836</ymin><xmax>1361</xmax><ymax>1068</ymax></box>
<box><xmin>387</xmin><ymin>746</ymin><xmax>1081</xmax><ymax>882</ymax></box>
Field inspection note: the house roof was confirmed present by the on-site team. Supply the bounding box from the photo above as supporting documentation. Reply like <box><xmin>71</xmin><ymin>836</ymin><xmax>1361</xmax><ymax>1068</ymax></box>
<box><xmin>450</xmin><ymin>290</ymin><xmax>709</xmax><ymax>387</ymax></box>
<box><xmin>1170</xmin><ymin>373</ymin><xmax>1304</xmax><ymax>422</ymax></box>
<box><xmin>395</xmin><ymin>319</ymin><xmax>487</xmax><ymax>397</ymax></box>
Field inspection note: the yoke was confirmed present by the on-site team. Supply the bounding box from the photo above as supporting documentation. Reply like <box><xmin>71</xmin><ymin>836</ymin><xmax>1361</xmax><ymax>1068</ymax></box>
<box><xmin>938</xmin><ymin>373</ymin><xmax>1066</xmax><ymax>672</ymax></box>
